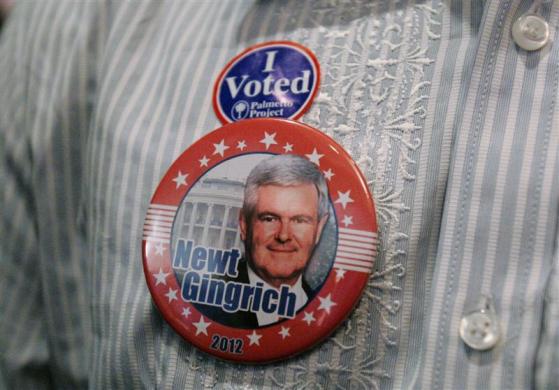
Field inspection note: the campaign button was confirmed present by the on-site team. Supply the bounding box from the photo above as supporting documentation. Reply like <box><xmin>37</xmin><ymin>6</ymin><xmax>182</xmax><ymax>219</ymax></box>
<box><xmin>143</xmin><ymin>118</ymin><xmax>377</xmax><ymax>362</ymax></box>
<box><xmin>212</xmin><ymin>41</ymin><xmax>320</xmax><ymax>124</ymax></box>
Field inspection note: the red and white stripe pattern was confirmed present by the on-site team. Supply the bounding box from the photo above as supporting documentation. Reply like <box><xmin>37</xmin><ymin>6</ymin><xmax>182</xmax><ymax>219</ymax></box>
<box><xmin>334</xmin><ymin>227</ymin><xmax>378</xmax><ymax>273</ymax></box>
<box><xmin>143</xmin><ymin>204</ymin><xmax>177</xmax><ymax>243</ymax></box>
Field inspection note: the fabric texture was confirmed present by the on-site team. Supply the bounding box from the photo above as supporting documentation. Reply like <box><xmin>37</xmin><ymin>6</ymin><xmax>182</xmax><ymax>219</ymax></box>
<box><xmin>1</xmin><ymin>0</ymin><xmax>558</xmax><ymax>389</ymax></box>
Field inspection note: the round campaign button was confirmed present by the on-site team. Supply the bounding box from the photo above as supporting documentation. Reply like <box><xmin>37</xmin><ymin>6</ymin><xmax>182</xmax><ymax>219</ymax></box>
<box><xmin>212</xmin><ymin>41</ymin><xmax>320</xmax><ymax>124</ymax></box>
<box><xmin>142</xmin><ymin>119</ymin><xmax>377</xmax><ymax>363</ymax></box>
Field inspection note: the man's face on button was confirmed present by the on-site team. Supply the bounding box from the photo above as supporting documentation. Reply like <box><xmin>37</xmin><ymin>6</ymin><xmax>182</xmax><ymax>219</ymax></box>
<box><xmin>240</xmin><ymin>184</ymin><xmax>327</xmax><ymax>288</ymax></box>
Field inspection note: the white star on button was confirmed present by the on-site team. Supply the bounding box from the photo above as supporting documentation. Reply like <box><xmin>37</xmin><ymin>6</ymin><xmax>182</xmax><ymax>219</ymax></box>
<box><xmin>512</xmin><ymin>13</ymin><xmax>550</xmax><ymax>51</ymax></box>
<box><xmin>342</xmin><ymin>215</ymin><xmax>353</xmax><ymax>227</ymax></box>
<box><xmin>237</xmin><ymin>140</ymin><xmax>247</xmax><ymax>150</ymax></box>
<box><xmin>278</xmin><ymin>326</ymin><xmax>291</xmax><ymax>339</ymax></box>
<box><xmin>181</xmin><ymin>307</ymin><xmax>191</xmax><ymax>318</ymax></box>
<box><xmin>172</xmin><ymin>171</ymin><xmax>188</xmax><ymax>188</ymax></box>
<box><xmin>193</xmin><ymin>316</ymin><xmax>211</xmax><ymax>336</ymax></box>
<box><xmin>305</xmin><ymin>148</ymin><xmax>324</xmax><ymax>166</ymax></box>
<box><xmin>213</xmin><ymin>139</ymin><xmax>229</xmax><ymax>157</ymax></box>
<box><xmin>335</xmin><ymin>269</ymin><xmax>346</xmax><ymax>282</ymax></box>
<box><xmin>153</xmin><ymin>268</ymin><xmax>170</xmax><ymax>286</ymax></box>
<box><xmin>154</xmin><ymin>242</ymin><xmax>166</xmax><ymax>256</ymax></box>
<box><xmin>318</xmin><ymin>294</ymin><xmax>337</xmax><ymax>314</ymax></box>
<box><xmin>165</xmin><ymin>288</ymin><xmax>178</xmax><ymax>303</ymax></box>
<box><xmin>260</xmin><ymin>132</ymin><xmax>277</xmax><ymax>150</ymax></box>
<box><xmin>283</xmin><ymin>142</ymin><xmax>293</xmax><ymax>152</ymax></box>
<box><xmin>199</xmin><ymin>156</ymin><xmax>210</xmax><ymax>167</ymax></box>
<box><xmin>335</xmin><ymin>190</ymin><xmax>354</xmax><ymax>209</ymax></box>
<box><xmin>302</xmin><ymin>311</ymin><xmax>316</xmax><ymax>325</ymax></box>
<box><xmin>323</xmin><ymin>168</ymin><xmax>335</xmax><ymax>181</ymax></box>
<box><xmin>247</xmin><ymin>330</ymin><xmax>262</xmax><ymax>346</ymax></box>
<box><xmin>459</xmin><ymin>310</ymin><xmax>500</xmax><ymax>351</ymax></box>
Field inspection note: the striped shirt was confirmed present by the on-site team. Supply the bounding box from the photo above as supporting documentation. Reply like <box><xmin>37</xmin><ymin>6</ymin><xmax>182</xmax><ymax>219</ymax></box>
<box><xmin>0</xmin><ymin>0</ymin><xmax>557</xmax><ymax>388</ymax></box>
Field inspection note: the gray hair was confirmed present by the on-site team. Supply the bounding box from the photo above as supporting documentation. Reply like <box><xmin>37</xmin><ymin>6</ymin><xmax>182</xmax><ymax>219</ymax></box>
<box><xmin>242</xmin><ymin>154</ymin><xmax>329</xmax><ymax>221</ymax></box>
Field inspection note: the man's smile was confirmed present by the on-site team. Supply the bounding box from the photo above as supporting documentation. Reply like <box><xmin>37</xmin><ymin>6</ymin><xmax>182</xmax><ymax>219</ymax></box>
<box><xmin>267</xmin><ymin>245</ymin><xmax>298</xmax><ymax>253</ymax></box>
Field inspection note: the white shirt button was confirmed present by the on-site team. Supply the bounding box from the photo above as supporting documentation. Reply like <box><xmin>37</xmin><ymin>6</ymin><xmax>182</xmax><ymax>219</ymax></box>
<box><xmin>512</xmin><ymin>14</ymin><xmax>550</xmax><ymax>51</ymax></box>
<box><xmin>459</xmin><ymin>309</ymin><xmax>500</xmax><ymax>351</ymax></box>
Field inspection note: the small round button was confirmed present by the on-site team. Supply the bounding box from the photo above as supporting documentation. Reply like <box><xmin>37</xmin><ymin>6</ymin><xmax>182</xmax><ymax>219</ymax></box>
<box><xmin>512</xmin><ymin>14</ymin><xmax>550</xmax><ymax>51</ymax></box>
<box><xmin>459</xmin><ymin>310</ymin><xmax>500</xmax><ymax>351</ymax></box>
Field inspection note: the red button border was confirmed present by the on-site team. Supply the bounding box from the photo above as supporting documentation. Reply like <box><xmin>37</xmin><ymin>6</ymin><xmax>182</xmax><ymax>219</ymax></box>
<box><xmin>142</xmin><ymin>118</ymin><xmax>378</xmax><ymax>363</ymax></box>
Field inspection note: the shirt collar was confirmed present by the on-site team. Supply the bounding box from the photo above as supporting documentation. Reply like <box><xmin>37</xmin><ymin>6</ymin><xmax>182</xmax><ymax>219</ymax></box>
<box><xmin>246</xmin><ymin>264</ymin><xmax>308</xmax><ymax>325</ymax></box>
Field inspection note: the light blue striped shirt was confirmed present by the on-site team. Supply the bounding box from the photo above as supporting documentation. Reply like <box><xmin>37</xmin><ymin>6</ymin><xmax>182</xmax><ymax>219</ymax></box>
<box><xmin>1</xmin><ymin>0</ymin><xmax>558</xmax><ymax>388</ymax></box>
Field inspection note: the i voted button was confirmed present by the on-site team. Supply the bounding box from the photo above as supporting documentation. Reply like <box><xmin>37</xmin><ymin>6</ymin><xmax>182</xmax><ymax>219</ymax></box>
<box><xmin>142</xmin><ymin>119</ymin><xmax>378</xmax><ymax>362</ymax></box>
<box><xmin>212</xmin><ymin>41</ymin><xmax>320</xmax><ymax>124</ymax></box>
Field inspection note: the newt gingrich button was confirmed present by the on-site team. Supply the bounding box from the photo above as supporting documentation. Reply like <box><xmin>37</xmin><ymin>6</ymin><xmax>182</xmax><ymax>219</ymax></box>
<box><xmin>142</xmin><ymin>118</ymin><xmax>378</xmax><ymax>362</ymax></box>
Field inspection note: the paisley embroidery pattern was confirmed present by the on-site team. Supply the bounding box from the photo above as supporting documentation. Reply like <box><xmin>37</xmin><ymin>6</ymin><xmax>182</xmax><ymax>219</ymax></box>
<box><xmin>272</xmin><ymin>2</ymin><xmax>442</xmax><ymax>388</ymax></box>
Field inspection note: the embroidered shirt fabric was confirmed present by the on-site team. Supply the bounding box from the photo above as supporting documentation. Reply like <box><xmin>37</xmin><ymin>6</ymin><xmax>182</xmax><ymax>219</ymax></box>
<box><xmin>0</xmin><ymin>0</ymin><xmax>558</xmax><ymax>389</ymax></box>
